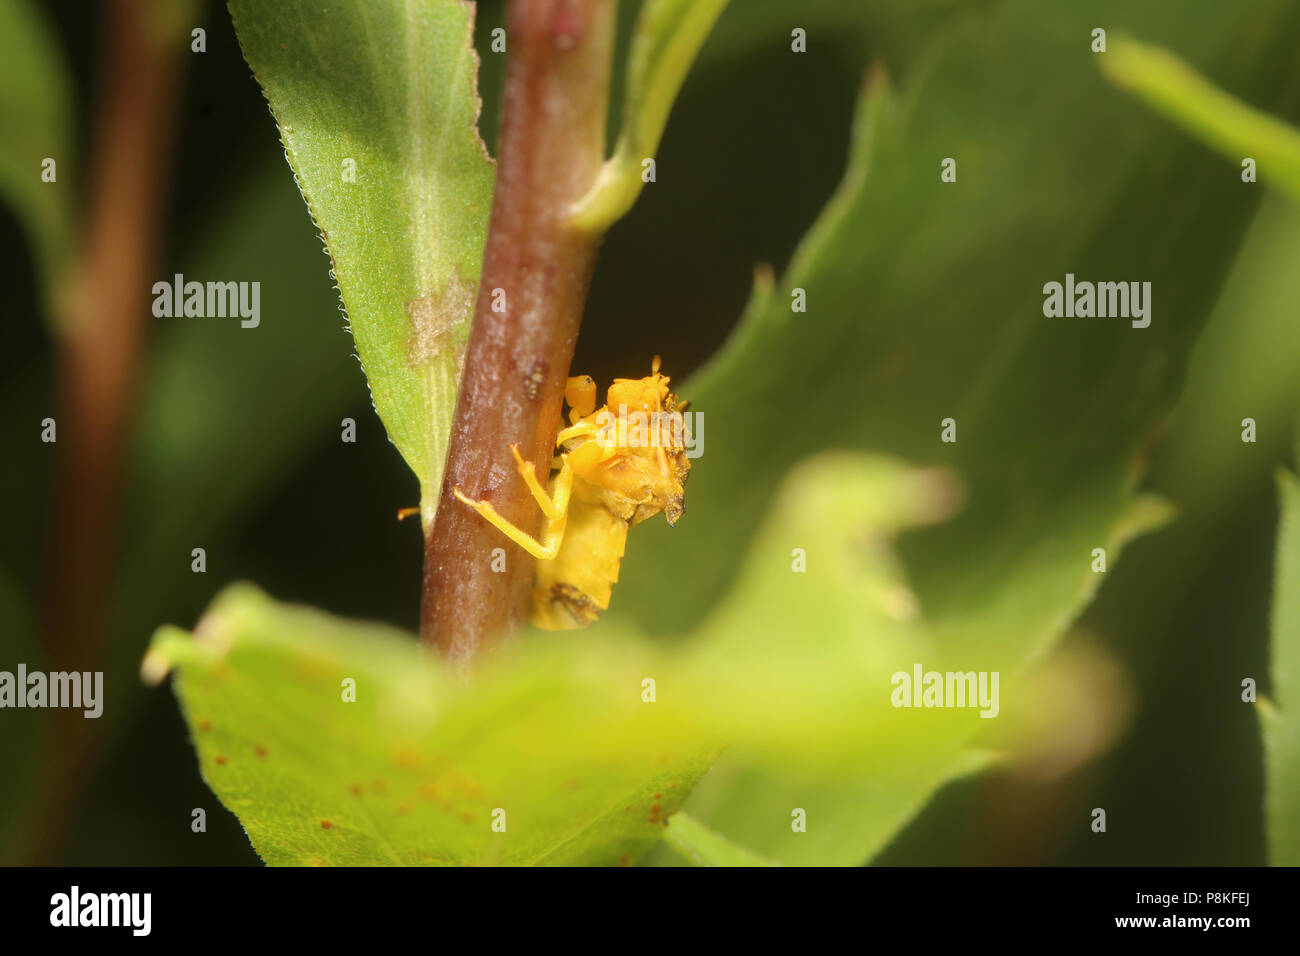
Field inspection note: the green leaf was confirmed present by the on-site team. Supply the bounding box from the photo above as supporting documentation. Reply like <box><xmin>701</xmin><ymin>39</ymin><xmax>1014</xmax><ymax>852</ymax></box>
<box><xmin>0</xmin><ymin>0</ymin><xmax>73</xmax><ymax>308</ymax></box>
<box><xmin>139</xmin><ymin>450</ymin><xmax>978</xmax><ymax>866</ymax></box>
<box><xmin>1101</xmin><ymin>35</ymin><xmax>1300</xmax><ymax>203</ymax></box>
<box><xmin>663</xmin><ymin>813</ymin><xmax>778</xmax><ymax>867</ymax></box>
<box><xmin>571</xmin><ymin>0</ymin><xmax>729</xmax><ymax>231</ymax></box>
<box><xmin>144</xmin><ymin>584</ymin><xmax>715</xmax><ymax>866</ymax></box>
<box><xmin>1266</xmin><ymin>465</ymin><xmax>1300</xmax><ymax>864</ymax></box>
<box><xmin>608</xmin><ymin>0</ymin><xmax>1300</xmax><ymax>863</ymax></box>
<box><xmin>1154</xmin><ymin>202</ymin><xmax>1300</xmax><ymax>863</ymax></box>
<box><xmin>671</xmin><ymin>450</ymin><xmax>1155</xmax><ymax>865</ymax></box>
<box><xmin>1020</xmin><ymin>195</ymin><xmax>1300</xmax><ymax>866</ymax></box>
<box><xmin>229</xmin><ymin>0</ymin><xmax>495</xmax><ymax>521</ymax></box>
<box><xmin>148</xmin><ymin>448</ymin><xmax>1137</xmax><ymax>866</ymax></box>
<box><xmin>146</xmin><ymin>0</ymin><xmax>1300</xmax><ymax>868</ymax></box>
<box><xmin>143</xmin><ymin>451</ymin><xmax>962</xmax><ymax>867</ymax></box>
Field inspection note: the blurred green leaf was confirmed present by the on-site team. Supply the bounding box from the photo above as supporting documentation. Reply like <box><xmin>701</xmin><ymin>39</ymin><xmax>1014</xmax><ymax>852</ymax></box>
<box><xmin>144</xmin><ymin>584</ymin><xmax>715</xmax><ymax>866</ymax></box>
<box><xmin>663</xmin><ymin>812</ymin><xmax>777</xmax><ymax>866</ymax></box>
<box><xmin>571</xmin><ymin>0</ymin><xmax>729</xmax><ymax>231</ymax></box>
<box><xmin>0</xmin><ymin>0</ymin><xmax>73</xmax><ymax>307</ymax></box>
<box><xmin>1064</xmin><ymin>196</ymin><xmax>1300</xmax><ymax>865</ymax></box>
<box><xmin>608</xmin><ymin>0</ymin><xmax>1300</xmax><ymax>863</ymax></box>
<box><xmin>1266</xmin><ymin>465</ymin><xmax>1300</xmax><ymax>864</ymax></box>
<box><xmin>1101</xmin><ymin>35</ymin><xmax>1300</xmax><ymax>203</ymax></box>
<box><xmin>666</xmin><ymin>452</ymin><xmax>999</xmax><ymax>866</ymax></box>
<box><xmin>1157</xmin><ymin>202</ymin><xmax>1300</xmax><ymax>863</ymax></box>
<box><xmin>229</xmin><ymin>0</ymin><xmax>495</xmax><ymax>521</ymax></box>
<box><xmin>1154</xmin><ymin>198</ymin><xmax>1300</xmax><ymax>504</ymax></box>
<box><xmin>669</xmin><ymin>450</ymin><xmax>1157</xmax><ymax>865</ymax></box>
<box><xmin>147</xmin><ymin>447</ymin><xmax>1142</xmax><ymax>865</ymax></box>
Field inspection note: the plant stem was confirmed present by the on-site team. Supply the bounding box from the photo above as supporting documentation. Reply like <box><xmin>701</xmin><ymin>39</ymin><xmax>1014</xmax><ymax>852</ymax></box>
<box><xmin>28</xmin><ymin>0</ymin><xmax>186</xmax><ymax>863</ymax></box>
<box><xmin>422</xmin><ymin>0</ymin><xmax>616</xmax><ymax>663</ymax></box>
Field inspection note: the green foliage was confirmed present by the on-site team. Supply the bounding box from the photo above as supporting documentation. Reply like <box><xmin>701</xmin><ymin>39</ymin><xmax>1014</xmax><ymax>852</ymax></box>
<box><xmin>145</xmin><ymin>584</ymin><xmax>715</xmax><ymax>866</ymax></box>
<box><xmin>1266</xmin><ymin>465</ymin><xmax>1300</xmax><ymax>864</ymax></box>
<box><xmin>229</xmin><ymin>0</ymin><xmax>495</xmax><ymax>521</ymax></box>
<box><xmin>0</xmin><ymin>0</ymin><xmax>73</xmax><ymax>308</ymax></box>
<box><xmin>607</xmin><ymin>0</ymin><xmax>1300</xmax><ymax>861</ymax></box>
<box><xmin>148</xmin><ymin>449</ymin><xmax>1135</xmax><ymax>866</ymax></box>
<box><xmin>1101</xmin><ymin>35</ymin><xmax>1300</xmax><ymax>202</ymax></box>
<box><xmin>1097</xmin><ymin>30</ymin><xmax>1300</xmax><ymax>867</ymax></box>
<box><xmin>143</xmin><ymin>452</ymin><xmax>967</xmax><ymax>865</ymax></box>
<box><xmin>136</xmin><ymin>0</ymin><xmax>1300</xmax><ymax>866</ymax></box>
<box><xmin>663</xmin><ymin>813</ymin><xmax>777</xmax><ymax>866</ymax></box>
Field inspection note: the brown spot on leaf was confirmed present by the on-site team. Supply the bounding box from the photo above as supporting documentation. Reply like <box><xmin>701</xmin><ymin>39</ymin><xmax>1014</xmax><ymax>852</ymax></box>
<box><xmin>393</xmin><ymin>748</ymin><xmax>421</xmax><ymax>772</ymax></box>
<box><xmin>445</xmin><ymin>770</ymin><xmax>484</xmax><ymax>798</ymax></box>
<box><xmin>215</xmin><ymin>755</ymin><xmax>227</xmax><ymax>766</ymax></box>
<box><xmin>349</xmin><ymin>783</ymin><xmax>363</xmax><ymax>797</ymax></box>
<box><xmin>406</xmin><ymin>273</ymin><xmax>476</xmax><ymax>368</ymax></box>
<box><xmin>320</xmin><ymin>819</ymin><xmax>333</xmax><ymax>830</ymax></box>
<box><xmin>254</xmin><ymin>745</ymin><xmax>267</xmax><ymax>758</ymax></box>
<box><xmin>618</xmin><ymin>854</ymin><xmax>630</xmax><ymax>867</ymax></box>
<box><xmin>197</xmin><ymin>719</ymin><xmax>212</xmax><ymax>732</ymax></box>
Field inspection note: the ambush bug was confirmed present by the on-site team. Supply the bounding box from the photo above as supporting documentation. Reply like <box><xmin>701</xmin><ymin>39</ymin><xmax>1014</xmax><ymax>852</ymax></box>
<box><xmin>454</xmin><ymin>357</ymin><xmax>691</xmax><ymax>630</ymax></box>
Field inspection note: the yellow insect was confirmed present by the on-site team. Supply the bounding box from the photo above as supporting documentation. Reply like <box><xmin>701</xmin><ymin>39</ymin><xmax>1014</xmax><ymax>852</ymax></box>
<box><xmin>454</xmin><ymin>357</ymin><xmax>691</xmax><ymax>630</ymax></box>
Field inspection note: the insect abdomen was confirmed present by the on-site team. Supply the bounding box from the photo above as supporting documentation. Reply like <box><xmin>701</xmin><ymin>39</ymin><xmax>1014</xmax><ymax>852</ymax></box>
<box><xmin>531</xmin><ymin>498</ymin><xmax>628</xmax><ymax>630</ymax></box>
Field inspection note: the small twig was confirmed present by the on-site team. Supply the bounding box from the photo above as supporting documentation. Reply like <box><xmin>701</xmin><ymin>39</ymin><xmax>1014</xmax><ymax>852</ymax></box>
<box><xmin>422</xmin><ymin>0</ymin><xmax>616</xmax><ymax>663</ymax></box>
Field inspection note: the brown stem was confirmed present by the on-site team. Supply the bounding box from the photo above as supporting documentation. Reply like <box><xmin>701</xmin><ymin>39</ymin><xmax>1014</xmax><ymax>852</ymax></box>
<box><xmin>27</xmin><ymin>0</ymin><xmax>186</xmax><ymax>864</ymax></box>
<box><xmin>422</xmin><ymin>0</ymin><xmax>616</xmax><ymax>663</ymax></box>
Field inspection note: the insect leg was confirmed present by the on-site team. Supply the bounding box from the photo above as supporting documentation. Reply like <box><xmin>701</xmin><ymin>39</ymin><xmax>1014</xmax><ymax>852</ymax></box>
<box><xmin>452</xmin><ymin>489</ymin><xmax>561</xmax><ymax>561</ymax></box>
<box><xmin>510</xmin><ymin>444</ymin><xmax>563</xmax><ymax>519</ymax></box>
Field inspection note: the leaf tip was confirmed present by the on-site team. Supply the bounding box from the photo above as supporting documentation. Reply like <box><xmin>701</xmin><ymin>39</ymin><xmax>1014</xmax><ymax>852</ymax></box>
<box><xmin>140</xmin><ymin>626</ymin><xmax>194</xmax><ymax>685</ymax></box>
